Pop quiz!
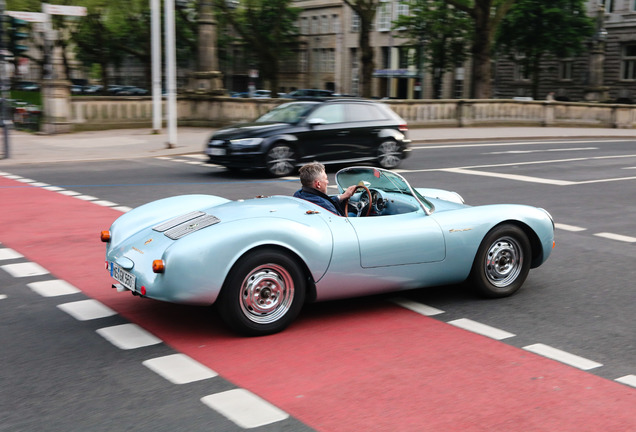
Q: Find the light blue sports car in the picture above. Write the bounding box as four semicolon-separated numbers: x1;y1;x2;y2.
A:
101;166;555;336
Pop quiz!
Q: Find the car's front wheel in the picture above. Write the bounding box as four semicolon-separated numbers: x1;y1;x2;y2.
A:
217;249;306;336
265;144;296;176
377;140;403;169
469;224;531;298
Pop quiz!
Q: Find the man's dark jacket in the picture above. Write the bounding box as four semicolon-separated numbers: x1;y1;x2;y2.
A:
293;187;345;215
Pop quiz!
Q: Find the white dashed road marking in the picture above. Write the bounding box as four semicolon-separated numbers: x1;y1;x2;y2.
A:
594;232;636;243
555;223;587;232
616;375;636;388
201;389;290;429
96;323;162;350
390;297;444;316
523;343;603;370
449;318;516;340
28;279;81;297
143;354;218;384
57;299;117;321
0;248;24;260
2;262;49;278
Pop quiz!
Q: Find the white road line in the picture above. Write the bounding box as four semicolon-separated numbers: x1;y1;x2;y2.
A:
58;190;81;196
30;182;50;187
440;167;575;186
575;176;636;185
93;200;118;207
487;147;598;155
74;194;98;201
42;186;64;191
411;139;633;150
448;318;516;340
113;206;132;213
390;297;444;316
15;177;36;183
616;375;636;388
4;174;23;179
594;232;636;243
555;223;587;232
143;354;218;384
57;299;117;321
201;389;289;429
96;323;162;350
28;280;81;297
1;262;49;278
523;343;603;370
0;248;24;260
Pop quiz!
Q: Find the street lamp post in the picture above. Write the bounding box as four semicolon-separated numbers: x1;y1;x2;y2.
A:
584;1;610;102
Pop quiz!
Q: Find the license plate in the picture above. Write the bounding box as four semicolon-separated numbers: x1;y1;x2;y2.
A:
207;147;226;156
111;262;136;291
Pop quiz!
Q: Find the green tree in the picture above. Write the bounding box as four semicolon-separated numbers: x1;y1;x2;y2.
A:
443;0;516;99
343;0;379;98
495;0;594;99
393;0;471;98
215;0;300;98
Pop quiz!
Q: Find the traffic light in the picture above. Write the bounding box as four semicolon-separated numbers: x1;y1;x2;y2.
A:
8;17;29;58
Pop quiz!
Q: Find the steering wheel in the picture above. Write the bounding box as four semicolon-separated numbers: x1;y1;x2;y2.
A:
344;185;374;217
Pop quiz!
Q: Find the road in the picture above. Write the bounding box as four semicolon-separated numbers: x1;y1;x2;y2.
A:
1;136;635;431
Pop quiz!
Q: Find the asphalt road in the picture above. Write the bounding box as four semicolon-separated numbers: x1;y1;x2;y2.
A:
1;136;635;431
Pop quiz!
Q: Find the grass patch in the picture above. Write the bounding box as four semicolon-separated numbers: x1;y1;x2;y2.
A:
10;90;42;107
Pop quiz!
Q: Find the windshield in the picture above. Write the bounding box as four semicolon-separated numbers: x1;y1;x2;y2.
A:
255;102;317;124
335;167;433;213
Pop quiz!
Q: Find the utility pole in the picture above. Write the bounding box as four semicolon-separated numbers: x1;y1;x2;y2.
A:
0;0;9;158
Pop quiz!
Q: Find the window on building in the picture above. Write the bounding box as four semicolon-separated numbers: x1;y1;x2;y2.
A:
454;66;465;99
377;1;391;32
603;0;614;12
397;1;409;17
398;47;410;69
300;50;308;73
351;12;360;32
327;49;335;72
321;15;329;33
513;55;530;81
559;60;573;81
300;17;308;35
311;16;318;34
621;45;636;80
632;0;636;12
351;48;358;70
332;14;340;34
312;49;320;72
381;46;391;69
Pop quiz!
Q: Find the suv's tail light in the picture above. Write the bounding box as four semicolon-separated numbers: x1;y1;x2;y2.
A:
398;124;408;132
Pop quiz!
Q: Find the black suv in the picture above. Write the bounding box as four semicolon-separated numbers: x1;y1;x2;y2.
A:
205;99;410;176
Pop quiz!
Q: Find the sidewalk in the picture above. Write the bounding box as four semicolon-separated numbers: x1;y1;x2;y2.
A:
1;125;635;165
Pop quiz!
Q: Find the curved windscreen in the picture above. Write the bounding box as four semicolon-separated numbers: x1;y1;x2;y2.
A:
336;167;433;212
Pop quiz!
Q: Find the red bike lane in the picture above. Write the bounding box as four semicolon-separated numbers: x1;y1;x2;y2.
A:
2;176;635;432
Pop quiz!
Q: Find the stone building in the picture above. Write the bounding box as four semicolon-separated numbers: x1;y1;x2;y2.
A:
493;0;636;102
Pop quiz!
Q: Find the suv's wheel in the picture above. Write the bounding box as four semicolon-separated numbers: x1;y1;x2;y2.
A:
265;144;296;176
377;140;403;169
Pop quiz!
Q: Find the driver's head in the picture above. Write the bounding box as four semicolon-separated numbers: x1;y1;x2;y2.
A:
299;162;329;194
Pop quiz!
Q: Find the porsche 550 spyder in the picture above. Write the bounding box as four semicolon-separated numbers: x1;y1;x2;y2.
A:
101;167;555;336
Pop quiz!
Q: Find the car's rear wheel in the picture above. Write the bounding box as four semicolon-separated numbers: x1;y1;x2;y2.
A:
469;224;531;298
377;140;403;169
217;249;306;336
265;144;296;176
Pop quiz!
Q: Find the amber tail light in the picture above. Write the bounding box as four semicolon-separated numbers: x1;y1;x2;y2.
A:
100;231;111;242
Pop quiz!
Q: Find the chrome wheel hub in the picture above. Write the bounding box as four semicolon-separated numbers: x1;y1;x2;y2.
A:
267;146;295;176
240;264;294;324
378;141;401;168
484;237;522;287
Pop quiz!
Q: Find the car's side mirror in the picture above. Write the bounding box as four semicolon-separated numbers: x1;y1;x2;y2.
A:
307;118;325;128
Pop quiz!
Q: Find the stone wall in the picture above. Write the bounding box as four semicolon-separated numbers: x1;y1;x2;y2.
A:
69;96;636;132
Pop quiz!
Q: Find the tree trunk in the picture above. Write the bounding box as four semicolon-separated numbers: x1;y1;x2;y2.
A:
359;18;374;98
471;1;492;99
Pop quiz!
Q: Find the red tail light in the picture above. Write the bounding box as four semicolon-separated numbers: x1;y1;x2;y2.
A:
398;124;408;132
100;231;111;242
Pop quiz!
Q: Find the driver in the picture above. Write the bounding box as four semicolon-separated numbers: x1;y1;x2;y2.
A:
294;162;357;216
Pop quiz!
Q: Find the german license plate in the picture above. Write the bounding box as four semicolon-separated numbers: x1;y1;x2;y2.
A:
207;147;226;156
111;262;136;291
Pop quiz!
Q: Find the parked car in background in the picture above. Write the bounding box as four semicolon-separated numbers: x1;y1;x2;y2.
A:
15;81;39;91
284;88;333;99
115;86;149;96
205;98;410;176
